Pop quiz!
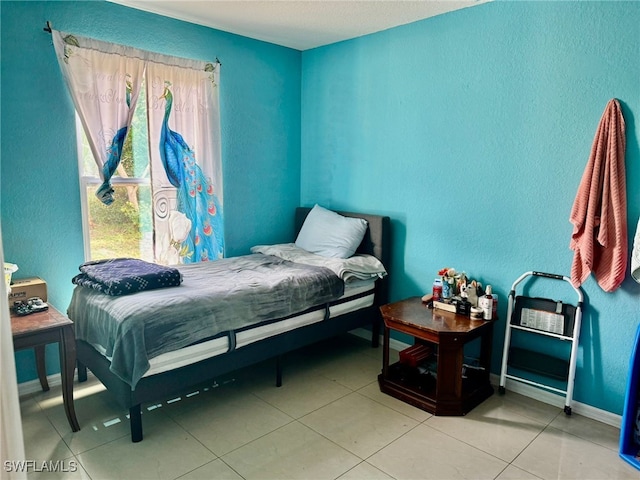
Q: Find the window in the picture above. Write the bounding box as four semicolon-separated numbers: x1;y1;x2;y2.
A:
56;30;225;265
76;79;153;261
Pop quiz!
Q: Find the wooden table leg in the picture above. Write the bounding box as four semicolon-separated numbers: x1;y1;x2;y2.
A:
59;325;80;432
382;325;390;377
34;345;50;392
436;337;464;403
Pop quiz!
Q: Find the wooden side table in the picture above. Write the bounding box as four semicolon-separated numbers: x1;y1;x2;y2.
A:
378;296;494;415
11;305;80;432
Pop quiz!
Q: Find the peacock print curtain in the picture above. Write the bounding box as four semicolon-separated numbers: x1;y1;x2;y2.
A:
146;56;224;264
52;31;224;263
52;30;145;205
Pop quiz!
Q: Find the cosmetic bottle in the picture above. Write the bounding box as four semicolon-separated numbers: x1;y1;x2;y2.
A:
479;285;494;320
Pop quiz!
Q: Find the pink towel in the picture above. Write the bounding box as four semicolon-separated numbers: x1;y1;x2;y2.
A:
569;99;627;292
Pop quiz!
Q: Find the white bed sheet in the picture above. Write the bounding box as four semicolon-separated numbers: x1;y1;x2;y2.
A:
128;282;376;378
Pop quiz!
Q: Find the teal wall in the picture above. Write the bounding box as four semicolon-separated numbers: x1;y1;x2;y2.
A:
301;1;640;415
2;0;639;417
0;1;301;382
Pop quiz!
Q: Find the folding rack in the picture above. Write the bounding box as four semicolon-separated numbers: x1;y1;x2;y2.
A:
499;271;584;415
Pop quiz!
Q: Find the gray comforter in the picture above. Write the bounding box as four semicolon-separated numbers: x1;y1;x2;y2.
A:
68;254;344;388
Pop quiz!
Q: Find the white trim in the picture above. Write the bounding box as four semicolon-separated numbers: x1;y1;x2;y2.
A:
18;371;99;398
75;115;92;262
18;374;62;397
350;327;407;352
83;177;150;186
492;374;622;428
351;328;622;429
20;330;622;430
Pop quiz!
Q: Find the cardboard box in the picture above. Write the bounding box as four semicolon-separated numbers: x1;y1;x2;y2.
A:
8;277;47;304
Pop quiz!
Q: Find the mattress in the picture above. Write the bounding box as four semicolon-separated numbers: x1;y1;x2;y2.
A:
70;253;348;388
89;282;376;378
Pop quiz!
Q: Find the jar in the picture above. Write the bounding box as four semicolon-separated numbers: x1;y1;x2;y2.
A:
470;306;484;320
432;278;443;301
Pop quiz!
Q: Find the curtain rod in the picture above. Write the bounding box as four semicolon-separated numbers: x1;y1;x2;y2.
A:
42;21;221;65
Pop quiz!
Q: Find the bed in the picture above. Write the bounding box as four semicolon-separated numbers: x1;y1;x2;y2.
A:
70;206;390;442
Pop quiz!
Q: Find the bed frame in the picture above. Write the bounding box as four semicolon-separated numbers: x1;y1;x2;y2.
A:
75;207;390;442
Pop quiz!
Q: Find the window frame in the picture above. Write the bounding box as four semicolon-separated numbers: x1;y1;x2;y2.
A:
75;116;151;262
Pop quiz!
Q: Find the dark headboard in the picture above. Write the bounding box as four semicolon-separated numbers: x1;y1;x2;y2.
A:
295;207;391;304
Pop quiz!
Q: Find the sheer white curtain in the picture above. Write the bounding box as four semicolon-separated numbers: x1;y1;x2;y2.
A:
1;226;26;480
52;31;224;263
52;30;145;205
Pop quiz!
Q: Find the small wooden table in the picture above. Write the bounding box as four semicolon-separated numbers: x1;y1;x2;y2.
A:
378;296;494;415
11;305;80;432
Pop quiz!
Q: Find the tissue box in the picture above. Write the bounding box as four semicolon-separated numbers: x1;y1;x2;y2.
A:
8;277;47;304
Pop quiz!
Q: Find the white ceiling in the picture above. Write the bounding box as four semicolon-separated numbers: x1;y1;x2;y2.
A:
108;1;486;51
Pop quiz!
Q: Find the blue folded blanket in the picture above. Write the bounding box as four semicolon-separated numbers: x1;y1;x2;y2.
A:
72;258;183;296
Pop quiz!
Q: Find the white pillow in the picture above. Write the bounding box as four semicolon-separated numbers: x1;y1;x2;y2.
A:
295;205;368;258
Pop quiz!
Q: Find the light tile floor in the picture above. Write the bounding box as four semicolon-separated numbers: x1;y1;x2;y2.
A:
16;334;639;479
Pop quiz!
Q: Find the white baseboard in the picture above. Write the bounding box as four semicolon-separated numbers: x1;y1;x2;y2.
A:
22;330;622;430
350;327;407;352
19;371;95;399
350;328;622;429
492;374;622;428
18;374;62;397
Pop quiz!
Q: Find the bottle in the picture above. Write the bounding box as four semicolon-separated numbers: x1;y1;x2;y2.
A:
479;285;494;320
442;277;451;299
432;278;443;301
491;293;498;319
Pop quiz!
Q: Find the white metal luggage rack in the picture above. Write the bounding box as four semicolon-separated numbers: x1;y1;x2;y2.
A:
498;271;584;415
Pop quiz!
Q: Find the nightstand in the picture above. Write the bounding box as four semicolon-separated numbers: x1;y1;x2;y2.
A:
378;296;494;415
11;304;80;432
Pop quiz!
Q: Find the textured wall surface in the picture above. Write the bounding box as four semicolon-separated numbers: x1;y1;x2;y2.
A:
301;1;640;415
1;1;301;382
3;0;640;417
